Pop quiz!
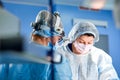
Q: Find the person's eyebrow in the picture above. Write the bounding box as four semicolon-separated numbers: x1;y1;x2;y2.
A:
78;38;94;42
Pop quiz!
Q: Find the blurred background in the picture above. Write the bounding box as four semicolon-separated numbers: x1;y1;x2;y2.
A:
0;0;120;77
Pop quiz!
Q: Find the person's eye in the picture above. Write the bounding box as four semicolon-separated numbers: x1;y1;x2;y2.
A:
79;41;83;43
58;38;62;42
59;38;61;41
88;42;93;44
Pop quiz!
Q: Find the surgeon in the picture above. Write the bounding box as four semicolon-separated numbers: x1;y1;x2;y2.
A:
6;10;72;80
58;21;119;80
30;10;71;80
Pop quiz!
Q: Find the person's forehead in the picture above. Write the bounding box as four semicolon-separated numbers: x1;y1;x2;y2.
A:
77;35;94;40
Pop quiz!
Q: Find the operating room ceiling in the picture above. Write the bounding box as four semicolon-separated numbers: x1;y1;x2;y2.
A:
1;0;114;10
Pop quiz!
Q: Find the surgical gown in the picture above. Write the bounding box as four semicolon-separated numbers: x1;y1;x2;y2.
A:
5;42;52;80
57;43;119;80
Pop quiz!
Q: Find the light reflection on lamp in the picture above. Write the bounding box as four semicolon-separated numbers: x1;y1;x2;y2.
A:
91;0;106;9
79;0;106;11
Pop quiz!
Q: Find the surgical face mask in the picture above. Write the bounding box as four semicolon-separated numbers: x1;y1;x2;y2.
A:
54;42;60;49
48;42;60;50
73;41;93;54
